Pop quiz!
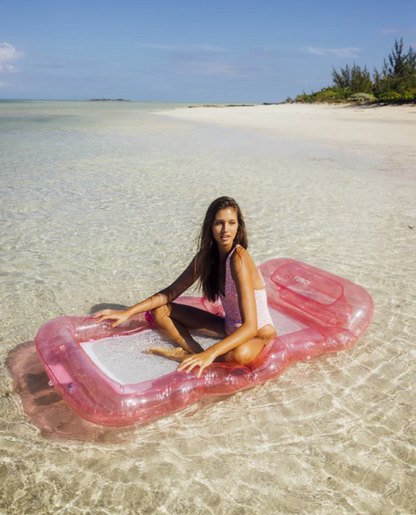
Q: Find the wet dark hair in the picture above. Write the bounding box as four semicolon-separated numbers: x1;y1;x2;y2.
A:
196;196;248;301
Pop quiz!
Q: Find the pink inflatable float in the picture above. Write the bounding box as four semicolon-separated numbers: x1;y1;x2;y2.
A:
35;258;373;427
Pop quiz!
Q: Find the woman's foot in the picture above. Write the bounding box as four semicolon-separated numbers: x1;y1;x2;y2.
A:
145;346;190;362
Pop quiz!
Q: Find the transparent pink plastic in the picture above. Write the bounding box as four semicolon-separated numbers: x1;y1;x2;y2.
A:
35;259;374;427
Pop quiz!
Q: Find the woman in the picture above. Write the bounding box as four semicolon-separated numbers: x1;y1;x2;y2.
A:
94;197;276;377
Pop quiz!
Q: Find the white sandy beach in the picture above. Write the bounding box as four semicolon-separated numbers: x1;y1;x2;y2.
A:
158;103;416;163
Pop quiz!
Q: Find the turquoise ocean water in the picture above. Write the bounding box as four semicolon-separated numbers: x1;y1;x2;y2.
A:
1;101;415;514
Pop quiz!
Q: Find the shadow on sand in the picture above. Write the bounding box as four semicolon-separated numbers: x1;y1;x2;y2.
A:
4;304;138;441
5;340;139;442
341;101;416;110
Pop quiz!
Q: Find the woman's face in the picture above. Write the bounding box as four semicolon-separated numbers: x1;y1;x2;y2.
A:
212;207;239;249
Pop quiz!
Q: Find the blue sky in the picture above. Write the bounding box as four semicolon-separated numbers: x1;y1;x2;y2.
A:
1;0;415;102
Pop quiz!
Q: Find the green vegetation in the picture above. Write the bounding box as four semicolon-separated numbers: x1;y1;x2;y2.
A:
295;39;416;104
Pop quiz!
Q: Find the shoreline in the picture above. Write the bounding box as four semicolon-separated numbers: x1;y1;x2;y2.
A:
155;103;416;160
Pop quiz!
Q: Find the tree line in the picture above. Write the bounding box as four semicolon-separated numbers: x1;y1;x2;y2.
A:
294;39;416;103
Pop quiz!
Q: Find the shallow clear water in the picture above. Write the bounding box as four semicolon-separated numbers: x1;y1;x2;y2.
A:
1;101;416;514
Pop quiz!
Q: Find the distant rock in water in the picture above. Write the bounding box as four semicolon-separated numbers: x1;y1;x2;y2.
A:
88;98;132;102
188;104;254;108
188;105;223;108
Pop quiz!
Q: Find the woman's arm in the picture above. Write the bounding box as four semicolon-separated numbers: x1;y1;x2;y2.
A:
178;248;259;376
94;256;199;327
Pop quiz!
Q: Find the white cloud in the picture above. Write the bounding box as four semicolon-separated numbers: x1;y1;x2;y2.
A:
140;43;181;50
382;27;416;36
307;46;361;58
183;62;269;78
140;43;225;52
167;50;271;78
0;42;24;73
251;46;279;57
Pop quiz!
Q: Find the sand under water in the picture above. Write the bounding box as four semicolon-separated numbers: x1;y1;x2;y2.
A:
1;100;416;514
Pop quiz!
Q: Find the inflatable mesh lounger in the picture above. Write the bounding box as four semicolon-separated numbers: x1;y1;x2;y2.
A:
35;258;374;427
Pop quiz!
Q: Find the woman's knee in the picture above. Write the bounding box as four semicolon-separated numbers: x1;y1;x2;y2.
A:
257;325;276;344
232;343;254;365
151;303;172;324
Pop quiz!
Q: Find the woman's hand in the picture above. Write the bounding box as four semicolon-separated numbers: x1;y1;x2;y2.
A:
93;309;132;328
177;350;216;378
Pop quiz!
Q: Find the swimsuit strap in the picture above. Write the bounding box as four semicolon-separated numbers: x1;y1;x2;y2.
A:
222;245;240;298
226;244;240;265
224;245;240;285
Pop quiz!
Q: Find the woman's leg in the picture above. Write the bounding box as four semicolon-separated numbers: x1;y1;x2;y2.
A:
222;325;276;365
146;302;226;361
148;305;276;366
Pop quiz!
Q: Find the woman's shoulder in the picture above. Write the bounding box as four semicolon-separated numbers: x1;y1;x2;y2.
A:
230;246;254;274
233;245;248;258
